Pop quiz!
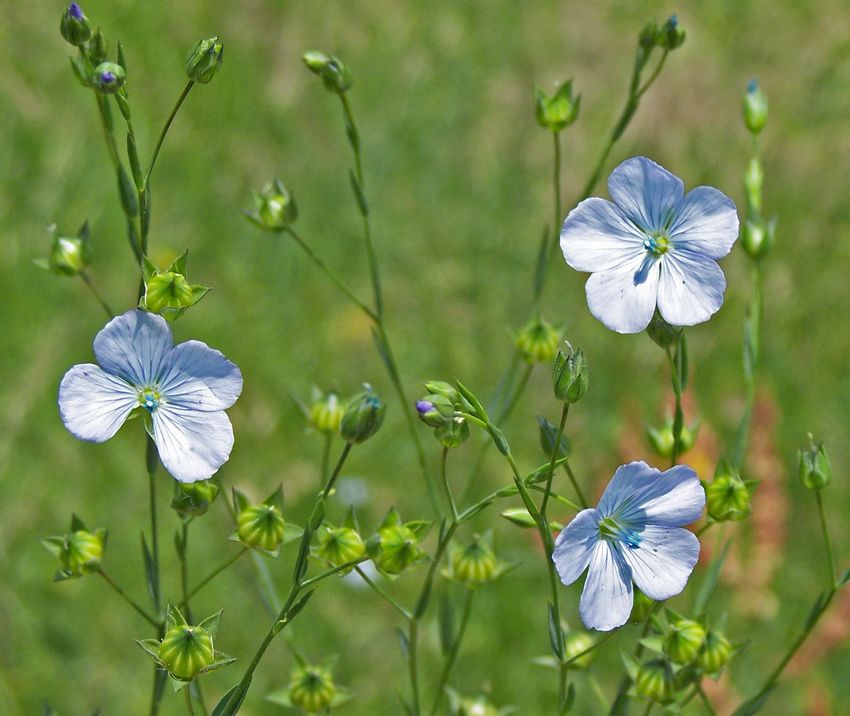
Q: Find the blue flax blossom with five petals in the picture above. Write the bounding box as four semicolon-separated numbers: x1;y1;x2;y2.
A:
560;156;739;333
59;310;243;483
552;461;705;631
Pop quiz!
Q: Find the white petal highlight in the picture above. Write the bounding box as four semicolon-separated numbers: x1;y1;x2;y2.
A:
59;363;137;442
579;541;633;631
552;508;602;586
619;526;700;601
608;157;684;232
657;250;726;327
159;340;243;411
670;186;740;259
585;254;660;333
560;198;646;272
94;310;174;387
153;404;234;483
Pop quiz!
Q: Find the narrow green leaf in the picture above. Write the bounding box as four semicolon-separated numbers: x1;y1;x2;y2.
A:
141;532;159;607
349;170;369;217
211;684;243;716
117;166;138;216
127;132;143;189
547;602;565;659
438;591;456;656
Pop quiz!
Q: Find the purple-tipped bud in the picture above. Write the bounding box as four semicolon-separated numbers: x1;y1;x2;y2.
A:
92;62;125;94
60;1;91;46
68;3;84;19
101;71;115;84
415;400;434;415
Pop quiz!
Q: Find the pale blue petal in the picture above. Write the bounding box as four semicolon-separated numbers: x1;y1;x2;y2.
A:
585;254;660;333
153;405;234;483
560;198;646;272
657;250;726;327
579;541;633;631
608;157;684;232
93;310;174;387
59;363;137;442
552;508;602;586
598;461;659;518
619;525;700;601
670;186;739;259
159;340;243;411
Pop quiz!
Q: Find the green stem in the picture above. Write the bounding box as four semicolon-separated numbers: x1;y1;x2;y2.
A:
146;81;195;183
408;618;421;715
541;403;570;516
609;607;658;714
494;363;534;425
181;547;249;606
98;569;160;628
635;50;669;98
79;271;114;318
441;447;459;520
321;432;332;483
428;590;474;716
180;522;192;621
184;688;197;716
665;335;686;467
356;566;412;619
146;436;161;611
697;684;716;716
641;702;653;716
815;491;837;588
731;261;763;469
563;461;589;509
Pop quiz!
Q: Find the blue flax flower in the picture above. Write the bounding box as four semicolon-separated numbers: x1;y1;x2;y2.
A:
552;461;705;631
560;156;739;333
59;310;242;483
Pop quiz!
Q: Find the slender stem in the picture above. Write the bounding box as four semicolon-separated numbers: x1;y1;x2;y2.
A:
146;81;195;183
564;631;617;667
300;556;368;588
494;363;534;425
79;271;114;317
635;50;669;98
563;461;589;509
546;130;563;268
321;432;332;483
323;442;352;498
408;619;421;715
665;336;685;467
731;261;763;469
609;608;658;714
441;447;459;520
146;436;161;611
356;567;412;619
697;684;716;716
541;403;570;516
429;590;474;716
98;570;160;628
184;687;197;716
181;547;248;606
641;702;653;716
180;522;192;621
815;491;837;587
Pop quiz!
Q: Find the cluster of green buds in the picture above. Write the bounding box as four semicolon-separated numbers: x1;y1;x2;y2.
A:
646;416;700;459
741;80;777;261
552;342;589;403
316;508;366;570
640;14;686;53
798;435;832;490
268;657;351;714
367;508;430;576
703;459;754;522
35;222;93;277
415;381;470;448
139;252;209;319
533;79;581;132
307;387;345;435
444;532;509;587
340;385;386;444
185;36;224;84
137;605;234;686
42;514;106;581
171;479;220;518
244;178;298;232
302;51;352;94
515;316;562;364
232;486;298;556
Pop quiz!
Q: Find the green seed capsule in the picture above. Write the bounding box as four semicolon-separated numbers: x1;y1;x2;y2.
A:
317;526;365;567
697;629;732;672
237;504;286;551
664;619;706;664
635;659;675;703
158;625;214;680
289;665;336;713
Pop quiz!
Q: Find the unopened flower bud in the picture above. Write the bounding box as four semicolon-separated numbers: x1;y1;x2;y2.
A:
534;80;581;132
289;665;337;713
49;234;92;276
639;22;659;50
516;317;561;364
705;464;752;521
697;629;732;672
741;217;775;261
317;526;365;567
646;311;682;348
657;14;685;50
415;394;455;428
538;416;572;459
635;659;675;703
450;535;499;586
340;387;385;444
500;508;538;529
63;530;104;575
89;28;109;64
552;343;588;403
434;416;470;449
237;504;286;551
423;381;459;402
172;480;219;517
186;37;224;84
629;588;655;623
664;619;706;664
376;524;422;574
743;79;768;135
92;62;125;94
60;3;91;47
798;437;832;490
142;272;194;314
309;391;344;435
564;631;595;669
246;178;298;232
743;156;763;214
158;624;215;680
646;418;698;459
302;51;352;94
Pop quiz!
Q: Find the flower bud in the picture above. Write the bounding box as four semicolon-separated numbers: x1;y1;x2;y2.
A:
741;217;775;261
245;178;298;232
185;37;224;84
158;624;215;680
288;664;337;713
552;343;588;403
657;15;685;50
646;311;682;348
60;3;91;47
564;630;595;669
63;530;104;575
49;232;92;276
454;696;499;716
340;387;385;444
89;28;109;65
237;503;286;551
743;79;768;135
515;317;561;364
434;416;470;449
635;659;675;703
798;437;832;490
697;629;732;672
143;272;194;313
172;480;220;517
415;394;455;428
743;156;763;214
317;526;366;567
423;381;459;402
500;508;538;529
302;51;352;94
92;62;125;94
534;80;581;132
664;619;706;664
639;22;659;50
629;588;655;623
538;416;572;459
449;535;499;586
646;418;698;459
705;463;752;521
376;524;422;574
309;390;344;435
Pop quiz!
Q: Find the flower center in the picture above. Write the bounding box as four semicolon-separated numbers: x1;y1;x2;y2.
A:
643;232;670;257
139;388;161;413
598;516;643;549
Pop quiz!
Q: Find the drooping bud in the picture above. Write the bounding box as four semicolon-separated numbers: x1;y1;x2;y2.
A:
564;630;595;669
302;51;352;94
646;311;682;348
664;619;706;664
434;416;470;449
185;37;224;84
538;416;572;459
646;417;699;459
697;629;732;672
317;526;366;568
629;588;655;623
656;14;686;50
635;659;675;703
92;62;125;94
41;222;92;277
60;3;91;47
288;665;337;713
340;386;385;444
533;80;581;132
172;480;220;518
42;515;107;580
798;436;832;490
743;79;768;135
139;253;209;320
449;533;500;586
309;389;344;435
552;343;588;403
415;394;455;428
705;461;752;521
237;504;286;551
515;316;561;364
245;178;298;232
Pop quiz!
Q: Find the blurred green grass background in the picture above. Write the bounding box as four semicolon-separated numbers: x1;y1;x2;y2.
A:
1;0;849;713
